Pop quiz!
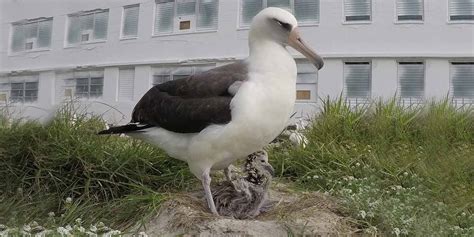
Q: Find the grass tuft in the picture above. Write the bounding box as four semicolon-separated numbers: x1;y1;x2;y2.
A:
270;97;474;235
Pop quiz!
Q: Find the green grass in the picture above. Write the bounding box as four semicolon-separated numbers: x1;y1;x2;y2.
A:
0;103;192;232
270;97;474;236
0;98;473;236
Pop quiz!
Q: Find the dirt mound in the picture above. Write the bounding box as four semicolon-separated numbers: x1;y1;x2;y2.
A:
142;183;357;236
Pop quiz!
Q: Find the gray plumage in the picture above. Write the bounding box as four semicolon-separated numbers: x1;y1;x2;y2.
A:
212;150;274;219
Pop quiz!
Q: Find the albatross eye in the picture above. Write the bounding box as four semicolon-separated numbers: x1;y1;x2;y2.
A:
273;18;292;31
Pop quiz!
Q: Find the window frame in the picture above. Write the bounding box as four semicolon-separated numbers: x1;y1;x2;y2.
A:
343;60;372;107
342;0;373;25
152;0;219;37
397;60;425;106
121;4;140;40
9;17;53;55
447;0;474;24
238;0;320;29
66;9;109;47
394;0;424;24
0;75;39;104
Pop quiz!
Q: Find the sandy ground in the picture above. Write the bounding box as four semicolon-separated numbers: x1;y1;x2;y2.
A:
141;182;357;236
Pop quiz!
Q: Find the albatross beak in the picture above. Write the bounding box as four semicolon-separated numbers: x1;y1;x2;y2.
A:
288;27;324;70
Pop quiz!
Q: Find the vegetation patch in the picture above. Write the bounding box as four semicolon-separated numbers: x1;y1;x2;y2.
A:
0;98;473;236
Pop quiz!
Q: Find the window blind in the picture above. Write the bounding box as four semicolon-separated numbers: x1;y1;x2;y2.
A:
449;0;474;21
451;63;474;99
197;0;219;30
396;0;423;21
11;18;52;52
119;69;135;101
398;62;424;100
344;62;371;99
122;5;139;37
155;0;175;34
240;0;263;27
67;10;108;44
344;0;372;21
294;0;320;23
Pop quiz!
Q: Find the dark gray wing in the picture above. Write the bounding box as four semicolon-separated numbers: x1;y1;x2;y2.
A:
118;61;248;134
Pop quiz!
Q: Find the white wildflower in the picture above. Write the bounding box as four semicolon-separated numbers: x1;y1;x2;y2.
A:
65;197;73;204
89;225;97;232
289;131;309;148
23;224;31;232
392;227;401;236
138;231;148;237
57;226;71;236
358;210;367;219
312;175;319;179
48;212;55;217
355;162;361;167
403;172;409;176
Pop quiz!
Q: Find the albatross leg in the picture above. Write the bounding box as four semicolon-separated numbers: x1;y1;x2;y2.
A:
201;170;218;215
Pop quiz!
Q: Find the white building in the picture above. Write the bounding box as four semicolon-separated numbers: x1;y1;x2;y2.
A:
0;0;473;123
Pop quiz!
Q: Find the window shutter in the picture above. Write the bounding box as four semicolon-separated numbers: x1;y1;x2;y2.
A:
155;0;175;34
451;63;474;99
11;24;25;52
67;16;81;44
93;11;109;40
344;62;371;99
294;0;320;23
397;0;423;21
119;69;135;101
449;0;474;21
240;0;263;27
398;62;424;100
123;5;139;37
197;0;218;30
267;0;290;11
37;19;52;48
344;0;372;21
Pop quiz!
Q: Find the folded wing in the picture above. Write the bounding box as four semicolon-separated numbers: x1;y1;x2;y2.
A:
99;61;248;134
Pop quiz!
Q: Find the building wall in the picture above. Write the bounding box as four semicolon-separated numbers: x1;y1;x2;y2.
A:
0;0;473;122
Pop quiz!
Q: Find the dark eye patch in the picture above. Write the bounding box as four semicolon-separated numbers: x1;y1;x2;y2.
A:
273;18;292;31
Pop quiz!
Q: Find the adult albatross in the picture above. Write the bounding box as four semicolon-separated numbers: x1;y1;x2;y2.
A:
98;7;324;215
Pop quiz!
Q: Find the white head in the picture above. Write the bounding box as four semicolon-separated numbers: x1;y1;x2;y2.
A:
249;7;324;70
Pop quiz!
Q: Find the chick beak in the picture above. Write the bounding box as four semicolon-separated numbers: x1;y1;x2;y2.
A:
288;27;324;70
264;164;275;177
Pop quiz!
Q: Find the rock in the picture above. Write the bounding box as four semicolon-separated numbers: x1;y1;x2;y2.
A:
141;182;356;236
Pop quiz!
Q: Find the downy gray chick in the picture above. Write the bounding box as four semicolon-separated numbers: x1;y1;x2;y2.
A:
212;150;274;219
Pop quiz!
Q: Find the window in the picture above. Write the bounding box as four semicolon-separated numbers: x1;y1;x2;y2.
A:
240;0;320;27
450;62;474;106
0;75;39;103
398;62;424;105
344;0;372;22
58;71;104;99
344;62;371;106
296;61;318;101
396;0;423;21
122;5;140;38
449;0;474;21
67;10;109;45
154;0;219;35
11;18;52;53
152;64;215;86
119;69;135;101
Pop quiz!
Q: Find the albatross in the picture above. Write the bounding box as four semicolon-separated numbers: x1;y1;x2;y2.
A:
98;7;324;215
